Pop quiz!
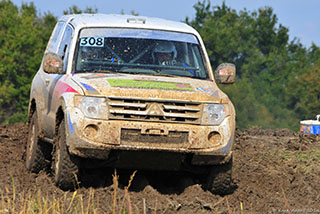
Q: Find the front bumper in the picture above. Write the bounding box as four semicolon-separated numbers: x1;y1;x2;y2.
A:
65;107;235;166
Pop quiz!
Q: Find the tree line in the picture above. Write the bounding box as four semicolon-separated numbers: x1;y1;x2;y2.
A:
0;0;319;131
186;1;320;131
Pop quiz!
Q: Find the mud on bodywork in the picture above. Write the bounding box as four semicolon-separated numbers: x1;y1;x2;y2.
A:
27;14;236;191
64;75;235;169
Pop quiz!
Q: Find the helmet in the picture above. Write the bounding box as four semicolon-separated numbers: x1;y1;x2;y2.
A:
81;46;99;60
152;41;177;64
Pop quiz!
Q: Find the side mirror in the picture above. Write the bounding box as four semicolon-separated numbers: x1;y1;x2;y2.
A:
214;63;236;84
42;52;63;74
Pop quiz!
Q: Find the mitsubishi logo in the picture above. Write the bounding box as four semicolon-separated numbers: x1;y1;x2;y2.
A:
146;103;164;116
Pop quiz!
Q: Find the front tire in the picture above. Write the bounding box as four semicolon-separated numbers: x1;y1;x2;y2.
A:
206;156;233;195
26;111;49;172
52;119;79;190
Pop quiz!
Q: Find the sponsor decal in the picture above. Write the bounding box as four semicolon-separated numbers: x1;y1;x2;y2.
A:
80;82;99;95
47;77;79;114
107;79;193;91
196;87;219;97
54;81;79;96
68;113;74;135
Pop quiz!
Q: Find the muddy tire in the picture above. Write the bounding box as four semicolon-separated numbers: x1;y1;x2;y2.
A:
26;111;48;173
52;119;79;190
206;156;233;195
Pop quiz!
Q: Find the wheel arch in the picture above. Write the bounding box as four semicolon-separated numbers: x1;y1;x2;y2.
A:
55;106;65;138
27;99;37;125
54;95;69;137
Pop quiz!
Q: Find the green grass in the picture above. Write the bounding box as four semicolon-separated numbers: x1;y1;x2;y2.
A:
0;185;99;214
266;148;320;175
279;149;320;162
0;171;137;214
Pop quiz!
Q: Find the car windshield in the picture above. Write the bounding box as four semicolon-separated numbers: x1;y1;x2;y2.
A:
75;28;209;79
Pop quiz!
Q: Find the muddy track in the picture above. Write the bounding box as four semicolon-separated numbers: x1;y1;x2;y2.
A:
0;123;320;213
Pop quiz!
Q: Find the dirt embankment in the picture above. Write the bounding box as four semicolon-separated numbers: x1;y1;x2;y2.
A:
0;123;320;213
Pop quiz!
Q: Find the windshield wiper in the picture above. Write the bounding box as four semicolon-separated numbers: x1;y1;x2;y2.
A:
147;72;208;80
75;69;120;74
146;73;178;77
90;70;119;73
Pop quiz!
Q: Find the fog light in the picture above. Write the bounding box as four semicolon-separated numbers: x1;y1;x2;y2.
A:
84;124;99;139
208;131;221;145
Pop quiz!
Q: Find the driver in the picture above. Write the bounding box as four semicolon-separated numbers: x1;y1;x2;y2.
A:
152;41;195;76
152;41;177;65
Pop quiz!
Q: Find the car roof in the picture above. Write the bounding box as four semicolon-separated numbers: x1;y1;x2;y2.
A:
59;13;199;35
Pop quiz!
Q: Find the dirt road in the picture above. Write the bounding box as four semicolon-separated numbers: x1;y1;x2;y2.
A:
0;123;319;213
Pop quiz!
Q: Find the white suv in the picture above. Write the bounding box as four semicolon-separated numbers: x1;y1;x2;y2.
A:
25;14;236;194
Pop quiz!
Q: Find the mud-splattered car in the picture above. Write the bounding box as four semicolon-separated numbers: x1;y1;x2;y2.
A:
26;14;236;193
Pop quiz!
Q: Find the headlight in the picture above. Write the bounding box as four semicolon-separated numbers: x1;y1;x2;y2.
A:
79;97;108;119
201;104;227;125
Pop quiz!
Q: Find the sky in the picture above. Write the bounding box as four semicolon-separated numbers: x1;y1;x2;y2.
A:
10;0;320;48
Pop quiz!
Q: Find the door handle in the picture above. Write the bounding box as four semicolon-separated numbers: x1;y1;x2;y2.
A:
45;78;50;86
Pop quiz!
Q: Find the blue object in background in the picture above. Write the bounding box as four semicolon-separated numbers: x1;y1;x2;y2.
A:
300;119;320;134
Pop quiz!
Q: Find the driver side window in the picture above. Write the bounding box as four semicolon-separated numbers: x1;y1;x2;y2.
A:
58;24;74;72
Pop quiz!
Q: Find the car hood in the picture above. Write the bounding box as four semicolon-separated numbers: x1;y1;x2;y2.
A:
71;73;229;103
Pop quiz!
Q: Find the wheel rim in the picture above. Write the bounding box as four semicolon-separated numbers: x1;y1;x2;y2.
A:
26;123;36;165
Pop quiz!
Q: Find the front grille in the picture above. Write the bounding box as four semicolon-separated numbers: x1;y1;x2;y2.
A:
108;97;202;124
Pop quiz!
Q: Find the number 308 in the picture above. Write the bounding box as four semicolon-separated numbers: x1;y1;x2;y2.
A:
80;37;104;47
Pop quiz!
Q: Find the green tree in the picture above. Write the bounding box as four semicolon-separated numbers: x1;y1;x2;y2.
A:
0;0;56;125
186;0;305;130
120;9;139;16
220;78;273;129
286;63;320;121
63;5;97;15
